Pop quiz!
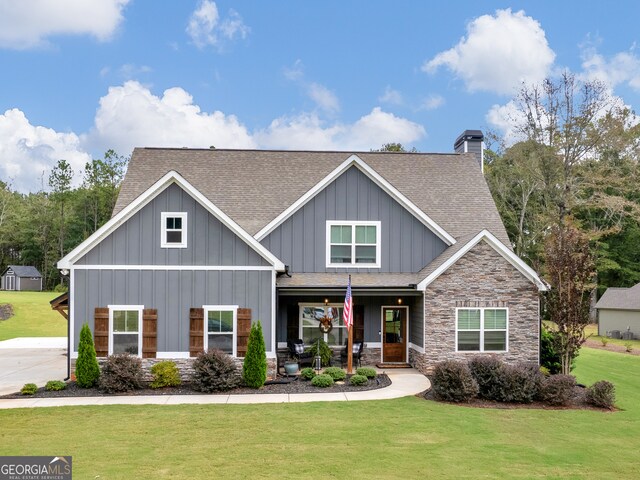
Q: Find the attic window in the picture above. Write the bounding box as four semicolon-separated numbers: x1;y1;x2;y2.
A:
326;221;381;268
161;212;187;248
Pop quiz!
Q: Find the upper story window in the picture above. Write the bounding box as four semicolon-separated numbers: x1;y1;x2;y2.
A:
326;221;381;268
161;212;187;248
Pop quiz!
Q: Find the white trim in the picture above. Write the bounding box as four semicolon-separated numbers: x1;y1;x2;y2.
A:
326;220;381;268
160;212;187;248
70;264;275;271
255;154;456;245
455;307;509;353
203;305;238;357
380;305;409;363
271;270;277;356
156;351;191;359
16;276;20;291
71;351;78;359
481;141;485;174
70;269;74;355
417;229;548;291
277;341;287;349
108;305;144;357
364;342;382;348
57;170;285;271
265;351;276;359
408;342;425;354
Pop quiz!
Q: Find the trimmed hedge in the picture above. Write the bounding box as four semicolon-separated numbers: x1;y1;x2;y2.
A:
300;367;316;380
539;374;576;406
21;383;37;395
323;367;346;381
45;380;66;391
191;349;241;392
586;380;616;409
150;361;181;389
99;354;144;393
356;367;377;379
349;374;368;386
311;374;334;388
468;356;505;400
432;360;479;402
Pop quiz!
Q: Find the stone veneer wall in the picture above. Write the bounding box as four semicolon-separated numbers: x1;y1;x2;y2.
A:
73;357;278;382
413;240;540;374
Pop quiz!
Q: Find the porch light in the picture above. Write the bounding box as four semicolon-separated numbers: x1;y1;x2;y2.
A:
324;298;329;305
397;297;403;305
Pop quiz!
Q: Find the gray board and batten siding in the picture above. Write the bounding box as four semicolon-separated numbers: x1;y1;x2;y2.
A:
71;182;274;353
261;166;448;273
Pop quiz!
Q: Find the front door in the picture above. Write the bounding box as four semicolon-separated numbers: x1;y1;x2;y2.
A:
382;307;406;363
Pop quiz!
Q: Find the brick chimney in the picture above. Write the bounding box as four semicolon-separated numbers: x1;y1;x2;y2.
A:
454;130;484;172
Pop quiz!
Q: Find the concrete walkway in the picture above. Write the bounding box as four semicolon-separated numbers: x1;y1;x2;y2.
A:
0;369;430;409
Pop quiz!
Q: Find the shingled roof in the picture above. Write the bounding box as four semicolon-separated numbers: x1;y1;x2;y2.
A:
596;283;640;311
114;148;511;246
5;265;41;277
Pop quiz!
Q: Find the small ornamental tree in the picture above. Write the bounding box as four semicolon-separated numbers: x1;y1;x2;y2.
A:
544;221;596;375
243;321;267;388
76;323;100;387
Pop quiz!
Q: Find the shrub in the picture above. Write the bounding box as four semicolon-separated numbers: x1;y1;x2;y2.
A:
349;374;368;386
539;366;550;376
539;374;576;406
468;356;506;400
191;349;241;393
624;342;633;353
76;323;100;388
586;380;616;409
600;337;609;347
150;361;181;389
323;367;346;381
540;327;577;374
300;367;316;380
432;360;479;402
311;374;334;388
243;322;267;388
53;283;68;293
21;383;37;395
99;354;144;393
500;363;544;404
45;380;66;391
308;339;333;367
356;367;377;379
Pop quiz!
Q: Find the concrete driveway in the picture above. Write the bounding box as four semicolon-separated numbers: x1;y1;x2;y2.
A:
0;337;67;395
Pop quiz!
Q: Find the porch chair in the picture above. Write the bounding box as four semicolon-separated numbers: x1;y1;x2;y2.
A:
341;340;363;369
287;339;313;366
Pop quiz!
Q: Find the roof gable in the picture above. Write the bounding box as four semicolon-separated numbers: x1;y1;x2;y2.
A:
58;171;285;270
5;265;41;277
596;282;640;310
255;154;455;245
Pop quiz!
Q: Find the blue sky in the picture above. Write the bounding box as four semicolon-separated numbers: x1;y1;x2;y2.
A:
1;1;640;192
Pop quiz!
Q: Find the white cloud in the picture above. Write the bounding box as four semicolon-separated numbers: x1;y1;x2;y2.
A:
580;43;640;91
283;59;304;81
485;100;526;146
186;0;249;49
420;94;445;111
423;9;555;95
307;83;340;113
379;86;404;106
255;107;425;151
0;0;129;49
0;109;91;192
84;81;256;154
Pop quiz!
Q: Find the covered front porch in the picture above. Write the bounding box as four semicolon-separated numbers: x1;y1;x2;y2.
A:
275;280;424;367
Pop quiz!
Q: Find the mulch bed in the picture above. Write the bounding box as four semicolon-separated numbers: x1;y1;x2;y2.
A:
422;383;616;411
2;374;391;399
0;304;13;321
584;339;640;356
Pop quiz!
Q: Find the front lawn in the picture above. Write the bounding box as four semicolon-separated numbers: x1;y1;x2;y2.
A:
0;291;66;341
0;348;638;479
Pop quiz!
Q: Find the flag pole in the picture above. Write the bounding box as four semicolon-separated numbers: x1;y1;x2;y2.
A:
347;275;353;374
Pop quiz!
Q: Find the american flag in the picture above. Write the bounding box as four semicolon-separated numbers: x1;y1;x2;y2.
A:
343;275;353;330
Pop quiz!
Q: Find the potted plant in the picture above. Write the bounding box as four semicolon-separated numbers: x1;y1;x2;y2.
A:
284;358;299;375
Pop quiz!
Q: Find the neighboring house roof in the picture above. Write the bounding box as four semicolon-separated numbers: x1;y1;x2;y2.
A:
416;230;548;292
58;171;286;271
4;265;41;277
595;283;640;311
115;148;511;246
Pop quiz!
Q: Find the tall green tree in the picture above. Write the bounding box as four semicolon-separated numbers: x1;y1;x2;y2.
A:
48;159;74;261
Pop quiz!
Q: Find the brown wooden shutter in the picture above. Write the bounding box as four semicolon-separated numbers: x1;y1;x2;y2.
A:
94;307;109;357
354;304;365;343
236;308;252;357
190;308;205;357
142;308;158;358
287;304;299;341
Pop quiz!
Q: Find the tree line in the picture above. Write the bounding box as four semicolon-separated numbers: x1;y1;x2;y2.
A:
0;151;127;289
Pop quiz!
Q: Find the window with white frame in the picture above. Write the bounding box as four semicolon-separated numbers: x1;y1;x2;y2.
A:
161;212;187;248
299;304;346;346
456;308;508;352
326;221;381;267
204;306;237;356
109;306;143;356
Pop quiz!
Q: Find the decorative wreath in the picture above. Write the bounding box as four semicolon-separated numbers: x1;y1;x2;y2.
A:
318;315;334;334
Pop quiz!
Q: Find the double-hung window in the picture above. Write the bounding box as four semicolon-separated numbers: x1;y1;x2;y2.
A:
204;306;237;356
326;221;381;268
456;308;508;352
299;304;346;346
161;212;187;248
109;305;143;356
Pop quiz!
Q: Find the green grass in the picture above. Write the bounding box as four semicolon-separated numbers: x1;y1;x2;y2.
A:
0;291;66;341
1;348;639;479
